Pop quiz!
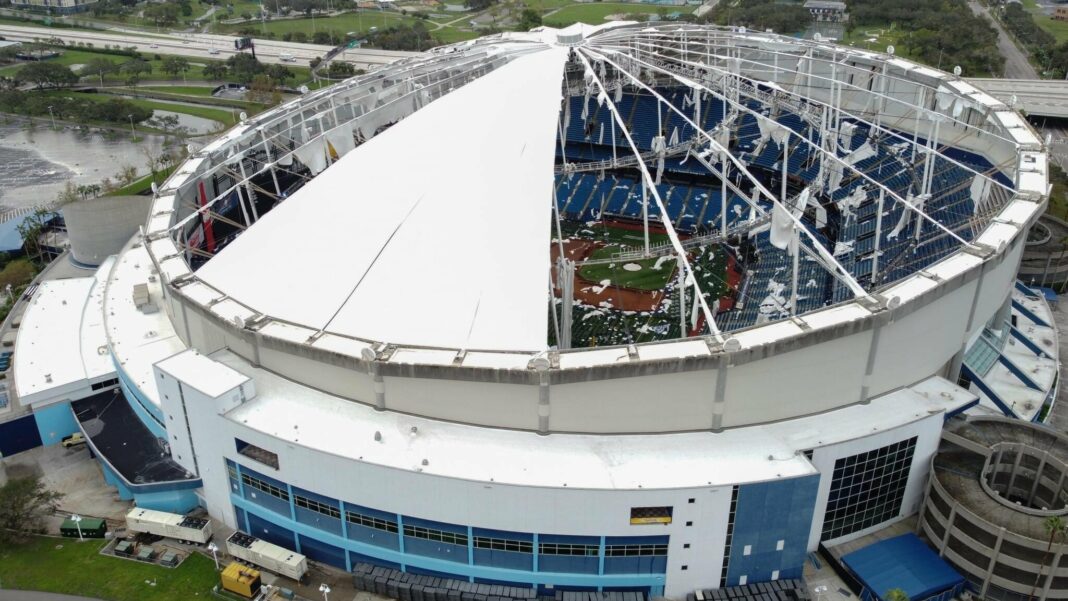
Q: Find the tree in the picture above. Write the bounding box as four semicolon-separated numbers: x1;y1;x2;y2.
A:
312;30;333;45
0;476;63;542
226;52;265;83
326;60;354;79
883;589;908;601
80;57;117;86
265;63;294;85
144;2;180;27
160;55;190;81
202;61;228;81
14;62;77;89
1032;516;1067;601
517;8;541;31
14;207;54;267
120;58;151;85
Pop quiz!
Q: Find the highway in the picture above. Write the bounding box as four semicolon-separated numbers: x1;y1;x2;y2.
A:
968;77;1068;118
968;0;1038;79
0;23;417;70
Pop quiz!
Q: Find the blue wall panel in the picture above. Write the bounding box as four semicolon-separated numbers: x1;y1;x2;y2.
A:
235;506;248;532
473;549;534;571
295;506;343;537
132;488;200;513
115;361;167;437
349;550;402;571
726;474;819;585
404;537;468;563
248;512;297;551
347;522;400;550
299;534;347;569
33;401;79;446
0;414;43;457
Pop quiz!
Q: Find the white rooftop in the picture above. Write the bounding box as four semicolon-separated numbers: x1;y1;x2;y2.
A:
218;345;974;490
156;349;250;399
14;263;115;407
197;46;569;353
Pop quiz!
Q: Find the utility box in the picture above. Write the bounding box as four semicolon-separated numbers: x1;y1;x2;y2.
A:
60;517;107;539
221;562;262;599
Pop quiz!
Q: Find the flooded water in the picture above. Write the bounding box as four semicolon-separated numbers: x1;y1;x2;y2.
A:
0;123;166;208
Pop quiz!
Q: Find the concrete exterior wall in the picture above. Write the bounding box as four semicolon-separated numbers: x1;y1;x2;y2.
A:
64;196;151;267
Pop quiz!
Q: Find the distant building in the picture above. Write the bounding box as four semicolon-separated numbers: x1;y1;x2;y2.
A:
803;0;847;22
1054;5;1068;21
9;0;99;14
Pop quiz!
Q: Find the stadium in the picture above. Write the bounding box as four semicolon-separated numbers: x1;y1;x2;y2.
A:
3;21;1057;599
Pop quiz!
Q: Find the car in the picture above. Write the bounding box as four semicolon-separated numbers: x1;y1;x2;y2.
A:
209;48;220;55
61;432;86;448
150;43;159;49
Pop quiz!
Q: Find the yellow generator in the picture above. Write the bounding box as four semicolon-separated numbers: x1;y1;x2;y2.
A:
221;562;262;599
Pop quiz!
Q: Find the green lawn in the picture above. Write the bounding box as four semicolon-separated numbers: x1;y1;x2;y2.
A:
108;164;178;196
136;85;220;96
430;25;481;44
542;2;676;27
37;90;237;127
0;536;219;601
579;246;678;290
216;10;419;38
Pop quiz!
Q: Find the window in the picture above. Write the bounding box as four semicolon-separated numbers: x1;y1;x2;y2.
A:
90;377;119;391
720;485;738;588
473;537;533;553
630;506;673;525
604;544;667;557
688;498;695;504
776;539;785;551
821;437;917;541
235;439;279;470
538;542;599;556
403;525;468;546
346;511;398;533
683;544;690;549
295;495;340;519
240;473;289;502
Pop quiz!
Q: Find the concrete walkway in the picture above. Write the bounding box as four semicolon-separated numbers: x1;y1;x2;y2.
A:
1045;294;1068;434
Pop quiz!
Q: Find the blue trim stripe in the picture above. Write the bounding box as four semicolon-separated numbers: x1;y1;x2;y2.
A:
997;355;1042;391
1010;326;1047;357
1012;299;1050;328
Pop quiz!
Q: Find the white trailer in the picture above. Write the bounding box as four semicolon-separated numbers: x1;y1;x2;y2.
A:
226;531;308;582
125;508;213;545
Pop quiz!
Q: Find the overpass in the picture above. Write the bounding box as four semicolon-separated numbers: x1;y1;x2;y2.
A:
0;23;416;70
968;77;1068;118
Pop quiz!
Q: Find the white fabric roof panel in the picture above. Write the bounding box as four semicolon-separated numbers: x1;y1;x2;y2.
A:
198;47;568;352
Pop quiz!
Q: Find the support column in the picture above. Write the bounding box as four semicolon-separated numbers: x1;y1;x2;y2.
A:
1042;541;1066;601
980;527;1006;598
537;365;550;435
1028;451;1050;507
1006;447;1025;497
871;189;885;283
938;502;957;557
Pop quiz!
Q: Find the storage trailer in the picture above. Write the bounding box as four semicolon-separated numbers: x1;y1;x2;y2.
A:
226;531;308;582
60;517;107;538
125;508;213;544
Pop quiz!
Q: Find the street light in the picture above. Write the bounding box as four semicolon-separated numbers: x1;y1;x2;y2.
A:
207;541;220;570
70;514;83;541
47;105;56;130
127;114;136;139
319;583;331;601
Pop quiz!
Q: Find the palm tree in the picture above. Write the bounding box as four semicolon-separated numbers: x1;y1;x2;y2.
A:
1031;515;1066;601
883;588;909;601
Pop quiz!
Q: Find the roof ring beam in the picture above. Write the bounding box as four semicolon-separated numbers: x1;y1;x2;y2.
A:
573;48;724;343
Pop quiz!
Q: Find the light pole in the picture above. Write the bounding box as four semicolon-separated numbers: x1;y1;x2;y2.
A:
71;514;83;541
127;114;136;139
207;541;220;570
319;583;331;601
47;105;56;130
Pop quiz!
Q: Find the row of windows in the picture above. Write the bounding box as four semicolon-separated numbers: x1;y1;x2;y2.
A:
474;537;534;554
242;473;290;502
295;495;341;520
347;511;399;533
538;543;599;557
604;544;667;557
404;525;469;546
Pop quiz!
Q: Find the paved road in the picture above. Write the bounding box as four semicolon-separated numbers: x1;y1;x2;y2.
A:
0;23;416;70
968;0;1039;79
0;592;104;601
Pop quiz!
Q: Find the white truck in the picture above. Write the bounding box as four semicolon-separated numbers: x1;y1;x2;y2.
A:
226;531;308;582
125;508;213;545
